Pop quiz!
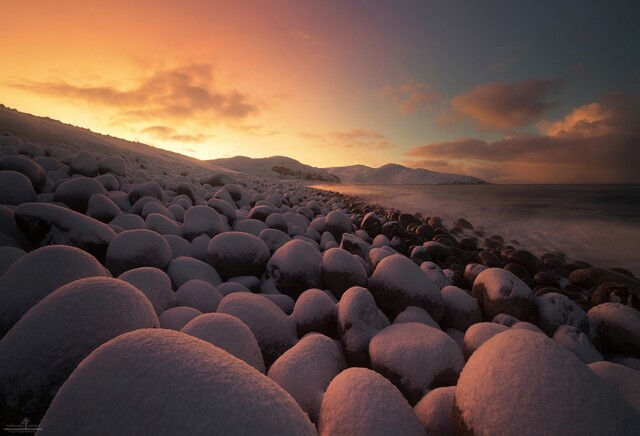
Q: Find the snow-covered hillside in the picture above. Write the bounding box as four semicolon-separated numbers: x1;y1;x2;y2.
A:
210;156;340;183
326;163;488;185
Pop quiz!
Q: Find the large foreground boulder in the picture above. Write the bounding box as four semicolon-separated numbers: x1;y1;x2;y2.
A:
453;329;640;435
0;245;108;336
39;329;315;435
0;277;158;424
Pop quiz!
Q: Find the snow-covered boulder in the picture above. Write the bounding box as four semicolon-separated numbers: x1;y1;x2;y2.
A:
318;367;424;436
471;268;536;322
0;245;108;336
552;324;603;364
589;361;640;413
453;329;640;435
181;205;227;241
441;285;482;332
268;334;346;423
420;261;450;289
14;202;117;261
536;292;589;336
265;239;323;299
118;267;176;315
218;292;298;367
0;170;37;205
39;329;315;435
369;254;444;321
98;156;127;177
69;150;98;177
462;322;509;360
206;231;270;280
369;322;464;405
181;313;265;373
393;306;440;329
0;277;158;422
588;303;640;357
414;386;456;436
259;228;291;254
105;229;172;276
337;286;390;367
53;177;108;213
325;210;353;242
0;155;47;189
321;248;368;299
86;193;121;223
158;306;202;330
292;288;338;338
175;279;223;313
167;256;222;289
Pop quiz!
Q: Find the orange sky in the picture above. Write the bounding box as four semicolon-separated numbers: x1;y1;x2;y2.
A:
1;1;638;182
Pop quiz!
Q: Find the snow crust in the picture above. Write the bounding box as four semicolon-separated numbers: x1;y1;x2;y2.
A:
39;329;316;435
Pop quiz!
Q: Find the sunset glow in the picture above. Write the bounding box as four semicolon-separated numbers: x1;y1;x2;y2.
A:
2;1;638;182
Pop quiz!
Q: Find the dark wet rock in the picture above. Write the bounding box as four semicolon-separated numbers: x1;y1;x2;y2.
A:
504;262;530;279
534;271;561;288
588;303;640;357
360;212;382;237
479;250;501;267
591;282;640;310
422;241;453;263
381;221;404;240
570;268;640;299
454;218;473;230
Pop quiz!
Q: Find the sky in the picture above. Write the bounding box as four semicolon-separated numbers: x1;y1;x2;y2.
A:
1;0;639;183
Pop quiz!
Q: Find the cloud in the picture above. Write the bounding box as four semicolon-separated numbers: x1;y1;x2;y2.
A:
450;78;562;131
378;78;438;115
290;30;321;46
299;128;396;149
140;125;210;143
229;123;279;137
11;62;258;122
406;92;639;183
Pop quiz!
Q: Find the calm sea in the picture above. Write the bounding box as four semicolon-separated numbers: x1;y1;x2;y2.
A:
311;183;640;277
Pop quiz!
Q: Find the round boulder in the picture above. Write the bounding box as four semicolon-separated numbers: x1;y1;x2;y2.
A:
105;229;172;276
206;231;270;281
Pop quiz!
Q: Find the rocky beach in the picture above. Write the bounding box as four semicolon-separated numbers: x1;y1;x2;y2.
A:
0;107;639;434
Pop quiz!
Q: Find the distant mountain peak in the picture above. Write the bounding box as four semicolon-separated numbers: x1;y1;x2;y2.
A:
325;163;487;185
209;155;340;183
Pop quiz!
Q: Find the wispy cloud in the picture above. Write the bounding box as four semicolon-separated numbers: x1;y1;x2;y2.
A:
378;77;438;115
290;30;322;47
448;78;562;131
229;123;279;137
140;125;210;143
406;92;639;183
299;128;396;149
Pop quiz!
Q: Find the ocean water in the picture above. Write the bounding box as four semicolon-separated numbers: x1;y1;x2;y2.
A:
311;183;640;276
